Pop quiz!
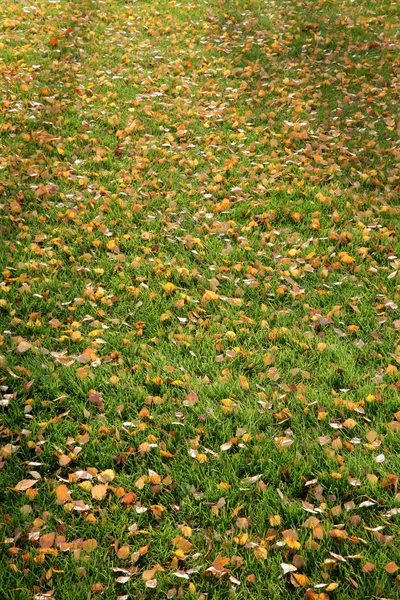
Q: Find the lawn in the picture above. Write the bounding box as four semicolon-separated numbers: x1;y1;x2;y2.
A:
0;0;399;598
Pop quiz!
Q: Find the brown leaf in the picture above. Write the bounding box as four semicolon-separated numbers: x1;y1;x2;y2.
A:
328;529;347;540
39;533;55;548
91;583;104;593
361;562;375;573
13;479;37;491
16;341;32;354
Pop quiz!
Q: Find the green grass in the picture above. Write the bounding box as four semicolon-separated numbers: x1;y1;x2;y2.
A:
0;0;400;598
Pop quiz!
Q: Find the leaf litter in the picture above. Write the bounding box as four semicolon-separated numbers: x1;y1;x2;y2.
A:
0;0;399;598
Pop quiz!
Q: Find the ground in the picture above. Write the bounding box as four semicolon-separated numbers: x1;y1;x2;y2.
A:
0;0;400;598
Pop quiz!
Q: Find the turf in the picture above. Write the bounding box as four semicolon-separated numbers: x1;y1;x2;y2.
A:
0;0;399;598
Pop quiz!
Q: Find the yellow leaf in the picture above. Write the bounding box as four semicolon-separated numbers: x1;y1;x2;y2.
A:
82;539;98;552
386;364;398;377
219;482;231;491
196;453;207;463
181;526;192;537
142;568;156;581
135;475;147;489
234;532;248;545
78;481;92;493
253;546;268;560
326;583;339;591
284;536;301;550
238;374;249;390
38;548;58;556
202;290;219;303
292;573;310;586
163;282;177;294
98;469;115;483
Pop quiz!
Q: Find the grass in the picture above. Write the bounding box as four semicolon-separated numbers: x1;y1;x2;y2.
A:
0;0;399;598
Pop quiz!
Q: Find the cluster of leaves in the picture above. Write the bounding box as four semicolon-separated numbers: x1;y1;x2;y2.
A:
0;0;399;598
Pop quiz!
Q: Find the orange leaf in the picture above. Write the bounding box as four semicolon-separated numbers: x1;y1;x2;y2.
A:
59;454;71;466
384;561;399;574
112;486;126;498
361;562;375;573
55;484;70;502
117;545;130;559
284;536;301;550
92;484;108;501
122;491;136;504
142;568;156;581
238;374;249;390
291;573;310;586
211;555;230;571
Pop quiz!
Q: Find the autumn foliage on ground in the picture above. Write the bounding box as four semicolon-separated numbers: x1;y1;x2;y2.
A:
0;0;399;598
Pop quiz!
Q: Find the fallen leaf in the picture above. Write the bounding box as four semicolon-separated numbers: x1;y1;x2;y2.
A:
55;484;70;502
92;484;108;501
384;561;399;574
39;533;55;548
13;479;37;491
82;539;98;552
16;341;32;353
